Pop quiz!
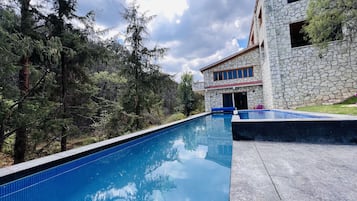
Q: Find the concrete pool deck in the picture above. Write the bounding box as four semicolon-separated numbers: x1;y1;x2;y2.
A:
230;141;357;201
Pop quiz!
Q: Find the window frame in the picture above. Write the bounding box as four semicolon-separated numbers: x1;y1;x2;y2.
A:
289;21;311;48
213;67;254;81
287;0;300;3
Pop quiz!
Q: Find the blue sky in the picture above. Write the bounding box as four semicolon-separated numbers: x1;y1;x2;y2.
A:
76;0;255;81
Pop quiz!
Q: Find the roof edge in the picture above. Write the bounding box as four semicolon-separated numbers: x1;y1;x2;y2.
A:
200;44;259;72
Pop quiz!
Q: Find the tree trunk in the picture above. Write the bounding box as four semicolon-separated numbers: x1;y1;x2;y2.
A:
14;57;30;164
134;66;141;129
14;121;27;164
60;55;67;152
0;121;4;151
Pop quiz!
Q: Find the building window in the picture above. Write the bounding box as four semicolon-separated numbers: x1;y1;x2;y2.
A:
213;67;254;81
232;70;237;78
289;21;311;48
213;72;218;81
243;68;248;77
228;71;233;79
248;68;253;76
237;69;241;78
288;0;300;3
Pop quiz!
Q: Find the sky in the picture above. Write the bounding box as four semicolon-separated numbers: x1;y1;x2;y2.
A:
76;0;256;82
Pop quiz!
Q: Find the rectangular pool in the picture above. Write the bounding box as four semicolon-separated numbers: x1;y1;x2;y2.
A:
0;114;233;201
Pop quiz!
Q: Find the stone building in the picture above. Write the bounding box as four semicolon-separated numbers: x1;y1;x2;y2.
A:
200;0;357;111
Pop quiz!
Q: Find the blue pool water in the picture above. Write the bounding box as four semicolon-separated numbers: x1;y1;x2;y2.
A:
238;110;327;119
1;114;232;201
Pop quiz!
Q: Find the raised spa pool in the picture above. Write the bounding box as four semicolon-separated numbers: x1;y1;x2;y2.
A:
232;110;357;143
238;109;327;119
1;114;232;201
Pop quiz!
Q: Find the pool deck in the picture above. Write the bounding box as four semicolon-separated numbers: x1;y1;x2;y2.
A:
230;141;357;201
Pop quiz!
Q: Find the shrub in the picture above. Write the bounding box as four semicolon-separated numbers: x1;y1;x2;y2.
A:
164;113;186;124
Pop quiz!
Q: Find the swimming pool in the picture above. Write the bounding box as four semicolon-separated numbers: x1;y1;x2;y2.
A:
232;110;357;143
1;114;233;201
238;109;327;119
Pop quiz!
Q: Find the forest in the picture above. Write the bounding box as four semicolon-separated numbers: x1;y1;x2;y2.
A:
0;0;204;166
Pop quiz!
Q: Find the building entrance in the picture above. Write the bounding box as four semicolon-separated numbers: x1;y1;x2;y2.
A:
222;92;248;109
234;92;248;109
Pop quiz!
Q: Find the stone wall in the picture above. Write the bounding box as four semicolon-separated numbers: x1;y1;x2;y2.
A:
202;47;265;111
203;48;262;88
262;0;357;108
202;0;356;110
204;85;264;111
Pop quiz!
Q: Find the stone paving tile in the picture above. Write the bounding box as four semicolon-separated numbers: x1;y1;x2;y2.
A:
230;141;357;201
230;141;280;201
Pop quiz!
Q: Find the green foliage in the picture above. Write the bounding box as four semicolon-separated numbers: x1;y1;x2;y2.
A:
98;105;138;138
304;0;357;48
121;3;167;129
296;104;357;116
91;71;125;101
0;2;184;165
2;134;15;155
164;113;186;124
178;73;195;116
339;96;357;104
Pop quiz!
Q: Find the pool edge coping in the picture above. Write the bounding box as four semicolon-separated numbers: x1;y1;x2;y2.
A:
0;112;211;184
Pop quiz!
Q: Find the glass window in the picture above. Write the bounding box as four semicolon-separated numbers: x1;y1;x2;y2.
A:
213;72;218;81
233;70;237;78
238;69;242;78
243;68;248;77
248;68;253;77
214;67;254;80
223;71;228;80
218;72;223;80
228;71;233;79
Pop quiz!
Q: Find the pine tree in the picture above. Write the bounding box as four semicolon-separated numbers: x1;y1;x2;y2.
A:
13;0;34;163
178;73;195;117
46;0;96;151
304;0;357;48
121;3;166;129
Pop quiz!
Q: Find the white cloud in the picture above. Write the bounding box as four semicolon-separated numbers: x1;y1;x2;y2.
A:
234;16;252;39
74;0;255;82
126;0;189;22
88;183;137;201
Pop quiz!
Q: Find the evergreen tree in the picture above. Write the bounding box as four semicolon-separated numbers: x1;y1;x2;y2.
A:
0;2;62;162
0;8;20;151
13;0;35;163
178;73;195;117
304;0;357;48
121;3;166;129
46;0;97;151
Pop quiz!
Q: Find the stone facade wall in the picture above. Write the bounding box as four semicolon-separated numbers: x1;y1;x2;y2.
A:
204;86;264;111
202;48;261;88
202;0;356;110
202;47;264;111
261;0;357;108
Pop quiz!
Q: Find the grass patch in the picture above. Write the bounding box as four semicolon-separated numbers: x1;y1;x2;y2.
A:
296;104;357;116
339;96;357;104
